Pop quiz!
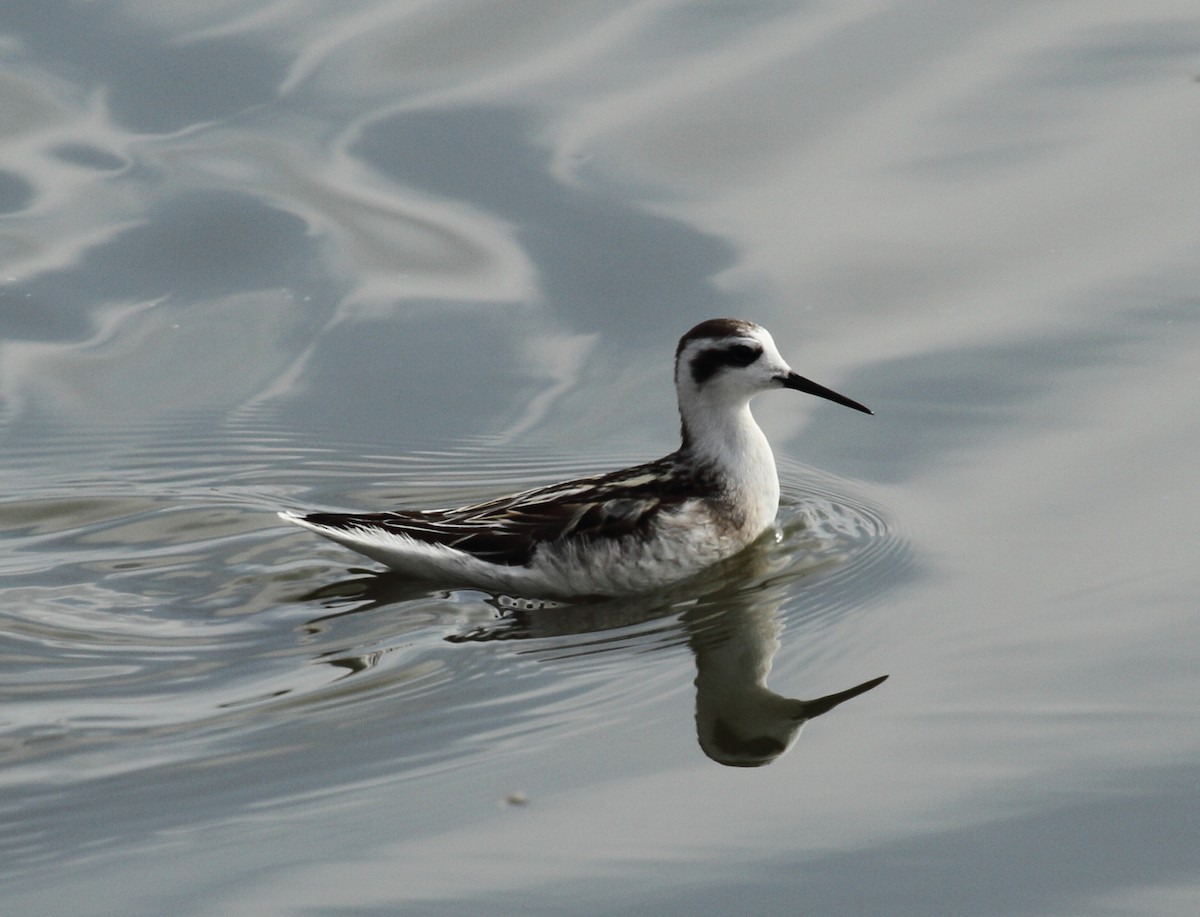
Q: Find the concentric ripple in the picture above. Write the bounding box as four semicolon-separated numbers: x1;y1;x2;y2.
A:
0;427;911;879
284;444;914;664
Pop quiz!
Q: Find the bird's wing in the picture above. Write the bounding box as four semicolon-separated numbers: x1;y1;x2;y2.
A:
297;455;710;567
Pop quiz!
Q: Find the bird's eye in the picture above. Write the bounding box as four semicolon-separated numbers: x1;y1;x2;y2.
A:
727;343;761;366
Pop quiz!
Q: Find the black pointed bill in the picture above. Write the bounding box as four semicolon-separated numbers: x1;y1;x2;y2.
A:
780;372;872;415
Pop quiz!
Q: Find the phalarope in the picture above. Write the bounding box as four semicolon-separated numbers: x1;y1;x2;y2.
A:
280;318;871;597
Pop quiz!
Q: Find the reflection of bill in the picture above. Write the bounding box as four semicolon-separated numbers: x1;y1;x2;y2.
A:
699;673;886;767
687;589;885;767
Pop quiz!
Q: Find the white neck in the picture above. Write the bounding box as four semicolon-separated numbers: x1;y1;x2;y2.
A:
679;396;780;532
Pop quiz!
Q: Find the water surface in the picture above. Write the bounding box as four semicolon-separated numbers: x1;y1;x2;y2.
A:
1;2;1198;915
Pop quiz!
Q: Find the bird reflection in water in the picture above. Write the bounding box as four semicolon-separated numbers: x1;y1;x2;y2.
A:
300;541;887;768
687;602;885;767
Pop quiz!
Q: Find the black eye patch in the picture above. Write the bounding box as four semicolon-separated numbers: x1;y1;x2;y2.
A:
689;342;763;384
726;343;761;366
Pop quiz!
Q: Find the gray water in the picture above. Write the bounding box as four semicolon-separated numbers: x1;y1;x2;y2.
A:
2;2;1198;915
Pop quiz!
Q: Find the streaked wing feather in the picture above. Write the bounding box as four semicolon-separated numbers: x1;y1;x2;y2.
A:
299;455;715;567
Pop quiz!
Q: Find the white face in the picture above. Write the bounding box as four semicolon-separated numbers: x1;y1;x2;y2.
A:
676;325;793;403
674;320;872;415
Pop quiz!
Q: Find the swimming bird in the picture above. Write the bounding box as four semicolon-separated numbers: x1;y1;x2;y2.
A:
280;318;871;597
